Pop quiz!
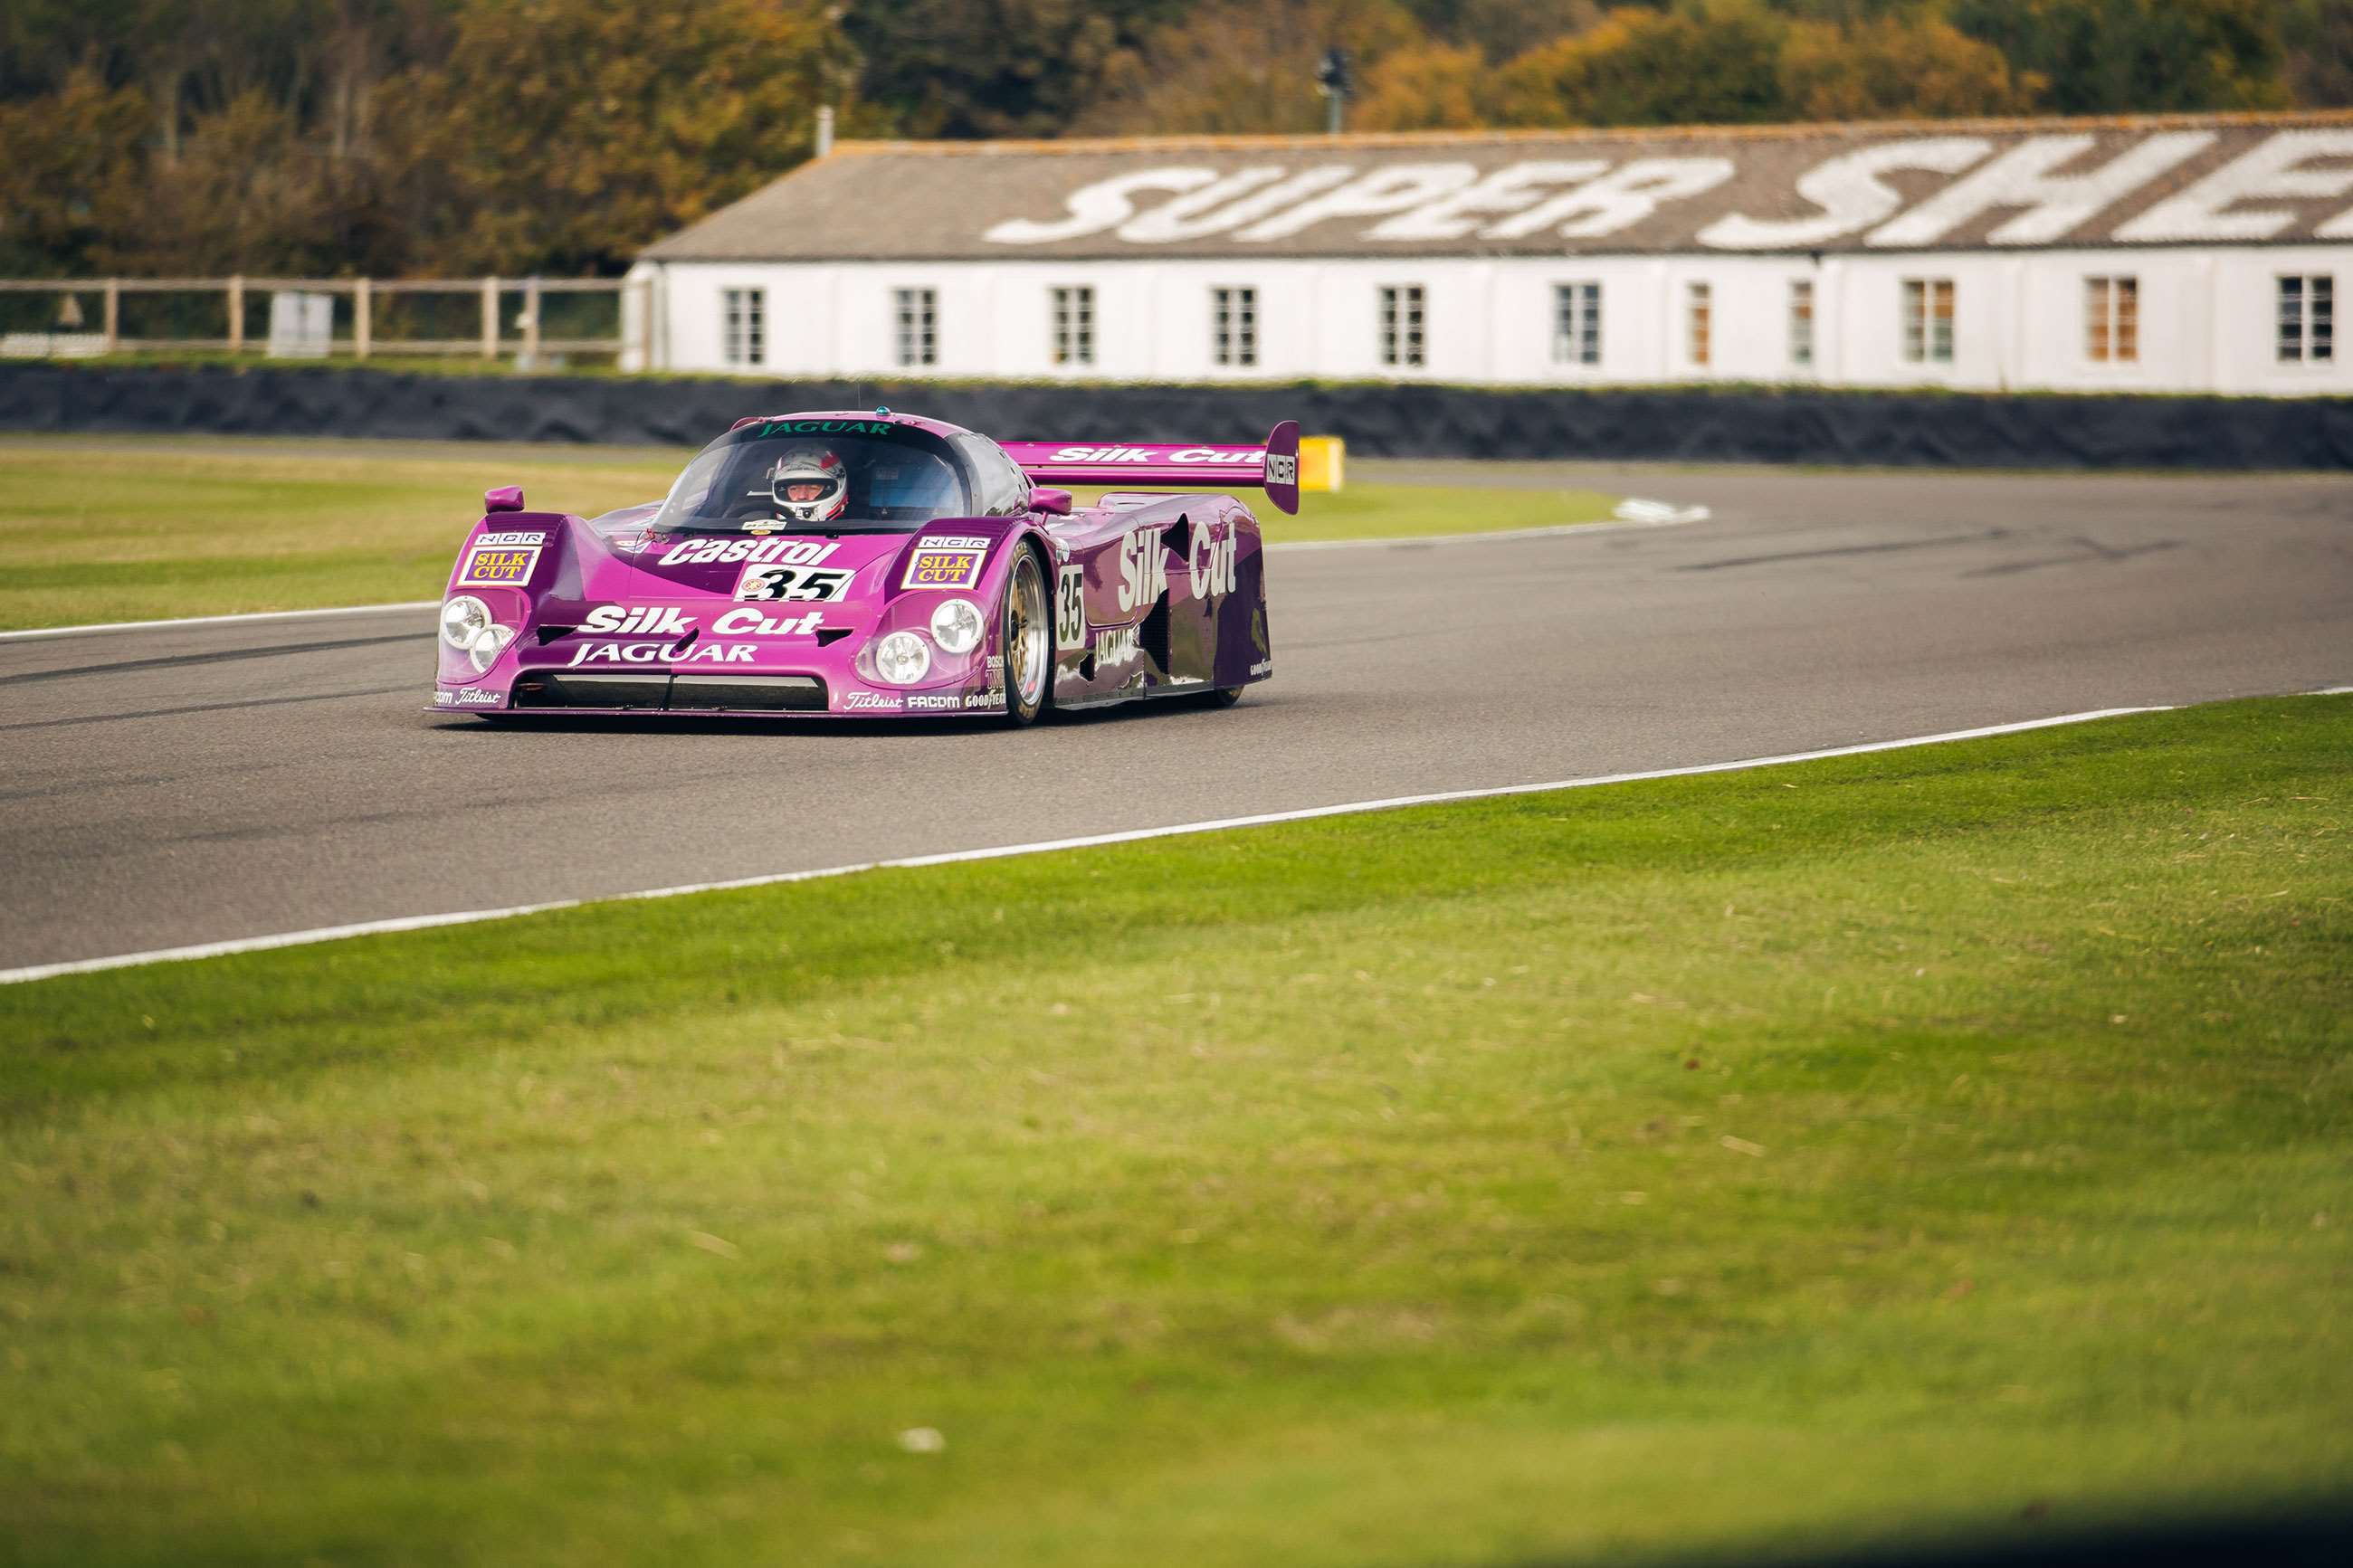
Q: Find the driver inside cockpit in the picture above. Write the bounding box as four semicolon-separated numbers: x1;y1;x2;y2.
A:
762;445;850;524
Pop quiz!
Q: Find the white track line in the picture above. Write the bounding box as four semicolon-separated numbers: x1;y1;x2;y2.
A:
0;706;2163;986
1269;513;1700;553
1;513;1702;642
0;601;438;642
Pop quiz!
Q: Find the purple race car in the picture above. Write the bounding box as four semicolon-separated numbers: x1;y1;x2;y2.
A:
432;410;1297;725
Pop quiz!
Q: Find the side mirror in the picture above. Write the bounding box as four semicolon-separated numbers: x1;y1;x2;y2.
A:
1032;487;1073;516
485;485;526;513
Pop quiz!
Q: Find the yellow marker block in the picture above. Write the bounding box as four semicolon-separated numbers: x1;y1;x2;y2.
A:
1299;434;1345;492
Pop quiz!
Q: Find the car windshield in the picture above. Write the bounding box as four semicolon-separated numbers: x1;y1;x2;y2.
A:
653;422;972;533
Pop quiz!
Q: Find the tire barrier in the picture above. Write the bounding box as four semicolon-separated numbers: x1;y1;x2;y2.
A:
4;362;2349;470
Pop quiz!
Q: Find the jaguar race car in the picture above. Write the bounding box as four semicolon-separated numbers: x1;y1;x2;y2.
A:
431;410;1297;725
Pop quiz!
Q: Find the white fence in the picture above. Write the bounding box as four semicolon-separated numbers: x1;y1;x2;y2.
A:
0;276;648;366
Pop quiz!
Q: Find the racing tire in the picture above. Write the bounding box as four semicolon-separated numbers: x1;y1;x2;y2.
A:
1206;688;1243;708
1000;545;1053;728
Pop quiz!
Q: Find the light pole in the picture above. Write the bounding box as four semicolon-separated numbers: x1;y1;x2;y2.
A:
1316;48;1353;137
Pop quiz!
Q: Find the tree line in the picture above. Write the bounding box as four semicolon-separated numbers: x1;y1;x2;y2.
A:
4;0;2348;280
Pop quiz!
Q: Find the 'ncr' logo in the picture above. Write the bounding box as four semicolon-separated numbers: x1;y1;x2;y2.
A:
1265;452;1298;486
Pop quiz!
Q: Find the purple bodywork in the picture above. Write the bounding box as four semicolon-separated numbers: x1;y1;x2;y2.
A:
431;411;1295;722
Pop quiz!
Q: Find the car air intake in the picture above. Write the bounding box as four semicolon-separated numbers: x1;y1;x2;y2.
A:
511;672;669;709
508;672;829;713
665;675;828;712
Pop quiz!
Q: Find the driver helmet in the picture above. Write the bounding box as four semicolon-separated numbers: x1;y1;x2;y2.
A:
766;446;850;523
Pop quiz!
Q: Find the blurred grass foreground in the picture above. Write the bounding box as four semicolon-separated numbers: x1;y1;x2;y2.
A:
3;698;2348;1565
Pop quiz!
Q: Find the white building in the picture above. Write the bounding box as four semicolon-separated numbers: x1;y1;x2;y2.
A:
632;113;2353;396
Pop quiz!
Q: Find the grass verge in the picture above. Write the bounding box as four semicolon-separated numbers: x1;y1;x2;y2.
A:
0;435;1619;631
3;698;2348;1566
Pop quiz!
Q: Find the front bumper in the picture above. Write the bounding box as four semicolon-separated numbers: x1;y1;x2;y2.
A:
431;665;1006;718
432;591;1011;717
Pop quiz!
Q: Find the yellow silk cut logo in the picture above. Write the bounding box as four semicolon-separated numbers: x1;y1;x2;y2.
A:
459;546;539;585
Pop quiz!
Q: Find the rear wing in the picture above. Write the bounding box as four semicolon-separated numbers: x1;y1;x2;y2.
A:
1003;420;1300;516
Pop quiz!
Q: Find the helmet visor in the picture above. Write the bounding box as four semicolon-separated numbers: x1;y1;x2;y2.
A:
772;474;844;507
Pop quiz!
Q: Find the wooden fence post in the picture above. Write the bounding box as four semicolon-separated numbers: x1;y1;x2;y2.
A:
481;276;500;359
355;277;372;360
102;279;120;354
227;276;244;352
627;275;651;370
522;277;541;367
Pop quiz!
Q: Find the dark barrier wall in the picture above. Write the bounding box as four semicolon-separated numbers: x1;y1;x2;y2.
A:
5;363;2352;469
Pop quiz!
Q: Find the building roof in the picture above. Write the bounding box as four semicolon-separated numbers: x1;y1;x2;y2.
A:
643;112;2353;263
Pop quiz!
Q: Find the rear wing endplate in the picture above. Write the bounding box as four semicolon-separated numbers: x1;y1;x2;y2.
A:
1002;421;1300;516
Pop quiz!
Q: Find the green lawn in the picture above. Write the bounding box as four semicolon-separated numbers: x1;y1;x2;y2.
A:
0;436;1619;631
4;698;2348;1567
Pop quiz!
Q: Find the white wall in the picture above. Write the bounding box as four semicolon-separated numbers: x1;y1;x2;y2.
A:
647;248;2351;396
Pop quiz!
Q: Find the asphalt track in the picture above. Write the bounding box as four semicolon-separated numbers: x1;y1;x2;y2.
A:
5;464;2348;974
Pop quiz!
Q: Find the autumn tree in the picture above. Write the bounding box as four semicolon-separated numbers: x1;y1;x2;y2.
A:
97;90;352;275
1495;2;1787;128
1778;12;2038;120
0;68;148;275
1072;0;1426;136
388;0;853;276
1400;0;1602;61
1355;42;1489;128
0;0;2333;280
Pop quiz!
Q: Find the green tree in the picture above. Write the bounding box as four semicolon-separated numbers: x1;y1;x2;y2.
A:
846;0;1181;139
0;0;138;98
1948;0;2288;113
2283;0;2353;106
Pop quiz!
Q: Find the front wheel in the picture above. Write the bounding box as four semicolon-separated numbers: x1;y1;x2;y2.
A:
1000;546;1052;727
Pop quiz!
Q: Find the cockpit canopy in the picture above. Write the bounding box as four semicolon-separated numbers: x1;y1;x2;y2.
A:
653;416;1033;533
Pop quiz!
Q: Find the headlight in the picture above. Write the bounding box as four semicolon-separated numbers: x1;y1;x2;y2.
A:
441;594;491;650
873;631;931;686
929;597;984;655
466;623;514;673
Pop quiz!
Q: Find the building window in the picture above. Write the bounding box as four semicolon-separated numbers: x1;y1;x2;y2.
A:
1378;285;1424;369
1789;279;1815;369
1687;281;1712;369
893;287;937;368
2086;277;2139;364
722;288;764;366
2280;275;2334;364
1051;286;1094;367
1902;278;1956;365
1212;286;1258;367
1553;282;1601;366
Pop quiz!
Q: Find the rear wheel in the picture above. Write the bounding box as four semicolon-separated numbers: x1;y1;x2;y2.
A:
1001;547;1052;727
1205;688;1243;708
